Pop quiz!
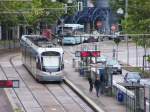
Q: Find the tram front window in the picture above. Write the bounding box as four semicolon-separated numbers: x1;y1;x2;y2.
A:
42;52;61;72
42;56;59;67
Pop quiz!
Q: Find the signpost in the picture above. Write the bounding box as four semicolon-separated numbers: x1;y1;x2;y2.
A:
96;21;102;28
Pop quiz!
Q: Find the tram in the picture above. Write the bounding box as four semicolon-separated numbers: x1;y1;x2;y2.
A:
20;35;64;82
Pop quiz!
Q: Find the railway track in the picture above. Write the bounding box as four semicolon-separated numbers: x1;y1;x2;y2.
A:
0;53;94;112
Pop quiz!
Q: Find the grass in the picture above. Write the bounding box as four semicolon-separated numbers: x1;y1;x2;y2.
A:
14;108;23;112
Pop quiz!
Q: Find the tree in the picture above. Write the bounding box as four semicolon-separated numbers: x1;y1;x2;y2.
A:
110;0;150;63
109;0;150;34
0;1;32;26
0;0;68;28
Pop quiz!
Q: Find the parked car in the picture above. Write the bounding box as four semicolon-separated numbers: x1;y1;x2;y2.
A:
108;32;125;40
124;72;141;83
83;36;98;43
91;55;108;64
106;59;122;74
62;35;82;45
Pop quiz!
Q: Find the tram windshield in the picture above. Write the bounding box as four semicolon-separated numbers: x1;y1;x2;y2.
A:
42;51;60;68
42;56;59;67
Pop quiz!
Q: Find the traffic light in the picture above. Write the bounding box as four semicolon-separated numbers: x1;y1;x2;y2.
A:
80;51;90;57
91;51;100;57
78;2;83;11
75;51;101;57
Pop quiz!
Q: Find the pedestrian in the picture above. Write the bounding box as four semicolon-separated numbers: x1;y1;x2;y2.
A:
94;76;101;97
88;77;93;92
100;74;104;94
87;71;94;92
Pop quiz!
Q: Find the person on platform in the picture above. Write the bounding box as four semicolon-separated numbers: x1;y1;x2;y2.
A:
88;76;94;93
94;76;101;97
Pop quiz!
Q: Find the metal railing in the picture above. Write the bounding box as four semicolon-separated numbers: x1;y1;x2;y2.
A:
113;84;136;112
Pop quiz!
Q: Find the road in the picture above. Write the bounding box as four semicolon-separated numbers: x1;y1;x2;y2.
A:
65;40;149;67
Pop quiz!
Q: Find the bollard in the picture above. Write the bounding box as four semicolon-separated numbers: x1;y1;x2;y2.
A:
72;58;75;68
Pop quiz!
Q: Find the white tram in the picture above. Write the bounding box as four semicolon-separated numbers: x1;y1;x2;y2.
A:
20;35;64;82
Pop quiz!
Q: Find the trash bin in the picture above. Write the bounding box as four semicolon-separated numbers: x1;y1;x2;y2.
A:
104;86;112;96
117;91;124;103
72;58;75;68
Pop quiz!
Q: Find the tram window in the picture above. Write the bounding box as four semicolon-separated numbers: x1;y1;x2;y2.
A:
42;56;59;67
42;51;60;56
36;57;41;70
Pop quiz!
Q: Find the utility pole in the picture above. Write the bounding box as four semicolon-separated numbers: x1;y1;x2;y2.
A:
125;0;129;65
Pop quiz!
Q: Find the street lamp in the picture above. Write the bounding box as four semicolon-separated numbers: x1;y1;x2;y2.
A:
60;18;64;35
60;18;64;46
124;0;129;65
51;0;56;2
116;8;124;36
118;0;129;65
67;0;73;3
117;8;124;15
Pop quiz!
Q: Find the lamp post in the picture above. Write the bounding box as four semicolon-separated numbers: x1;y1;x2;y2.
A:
117;8;124;32
125;0;129;65
60;18;64;46
119;0;128;65
51;0;56;2
67;0;73;3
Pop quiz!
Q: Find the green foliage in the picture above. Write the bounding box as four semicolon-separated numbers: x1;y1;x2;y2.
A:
0;0;67;26
110;0;150;51
137;36;150;48
0;1;32;25
147;56;150;63
109;0;150;34
25;0;65;25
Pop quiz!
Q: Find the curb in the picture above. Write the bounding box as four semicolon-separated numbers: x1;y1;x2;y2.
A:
64;77;105;112
4;88;18;111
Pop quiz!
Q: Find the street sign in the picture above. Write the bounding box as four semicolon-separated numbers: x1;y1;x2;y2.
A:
96;21;102;28
0;80;19;88
111;24;117;32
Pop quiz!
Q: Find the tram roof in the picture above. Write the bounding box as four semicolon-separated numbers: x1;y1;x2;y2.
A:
21;35;63;54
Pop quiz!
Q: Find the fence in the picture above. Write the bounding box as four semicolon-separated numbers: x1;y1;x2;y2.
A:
144;86;150;112
112;82;146;112
0;25;21;50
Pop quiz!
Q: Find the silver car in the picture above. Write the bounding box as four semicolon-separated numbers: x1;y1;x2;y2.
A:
106;59;122;74
124;72;141;83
